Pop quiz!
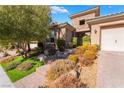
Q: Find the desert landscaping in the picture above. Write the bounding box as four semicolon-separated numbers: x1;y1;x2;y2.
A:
0;43;99;88
2;5;124;88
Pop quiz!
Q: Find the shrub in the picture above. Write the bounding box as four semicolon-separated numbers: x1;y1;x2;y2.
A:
74;46;85;55
28;48;42;57
80;59;94;67
68;54;78;62
77;44;98;54
36;47;44;53
82;35;90;45
48;73;87;88
46;59;77;81
48;44;56;55
68;42;73;49
83;50;96;60
80;61;97;87
89;44;99;52
72;37;77;47
5;61;22;71
82;44;90;51
0;56;16;64
44;43;56;55
16;62;33;71
57;38;65;52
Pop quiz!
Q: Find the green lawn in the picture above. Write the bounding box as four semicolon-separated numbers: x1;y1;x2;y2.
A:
1;56;44;82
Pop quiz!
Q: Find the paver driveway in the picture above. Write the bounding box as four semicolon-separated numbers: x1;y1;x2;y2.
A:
97;51;124;88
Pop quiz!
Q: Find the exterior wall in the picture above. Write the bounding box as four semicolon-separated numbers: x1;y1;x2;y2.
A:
91;19;124;46
58;27;72;43
91;25;100;45
65;28;72;43
55;26;73;46
55;29;60;39
71;13;96;32
59;27;66;39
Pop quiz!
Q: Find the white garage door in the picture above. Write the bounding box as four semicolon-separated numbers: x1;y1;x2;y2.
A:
101;27;124;51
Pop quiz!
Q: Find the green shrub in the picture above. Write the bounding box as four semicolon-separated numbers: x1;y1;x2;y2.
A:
36;47;44;53
68;54;78;62
46;59;77;81
57;38;65;52
5;61;22;71
16;62;33;71
28;48;42;57
72;37;77;47
82;35;90;45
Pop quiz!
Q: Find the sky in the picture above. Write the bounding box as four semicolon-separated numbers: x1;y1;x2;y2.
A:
51;5;124;24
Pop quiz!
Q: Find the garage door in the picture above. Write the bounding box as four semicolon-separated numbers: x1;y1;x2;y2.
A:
101;27;124;51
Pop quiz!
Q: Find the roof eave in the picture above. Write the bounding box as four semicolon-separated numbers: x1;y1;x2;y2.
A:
86;13;124;25
70;6;99;19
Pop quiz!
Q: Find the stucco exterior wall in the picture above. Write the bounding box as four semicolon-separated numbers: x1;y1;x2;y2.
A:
71;13;96;32
66;28;72;43
91;19;124;46
91;25;100;45
60;27;66;39
56;27;73;44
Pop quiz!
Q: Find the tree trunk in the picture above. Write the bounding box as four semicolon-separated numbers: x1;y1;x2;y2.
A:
27;43;31;51
20;42;28;58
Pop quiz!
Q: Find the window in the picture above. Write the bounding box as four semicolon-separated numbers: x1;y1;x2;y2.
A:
79;20;85;25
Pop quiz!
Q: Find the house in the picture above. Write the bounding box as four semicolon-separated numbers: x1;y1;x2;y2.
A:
50;22;75;46
70;7;99;45
51;6;124;52
87;12;124;51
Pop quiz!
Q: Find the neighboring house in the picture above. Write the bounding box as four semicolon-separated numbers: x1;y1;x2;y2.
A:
70;7;99;45
50;22;75;46
86;12;124;51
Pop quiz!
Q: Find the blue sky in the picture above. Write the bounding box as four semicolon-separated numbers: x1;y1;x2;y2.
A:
51;5;124;24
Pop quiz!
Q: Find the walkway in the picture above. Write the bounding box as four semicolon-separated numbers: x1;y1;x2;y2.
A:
15;64;49;88
0;65;14;88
